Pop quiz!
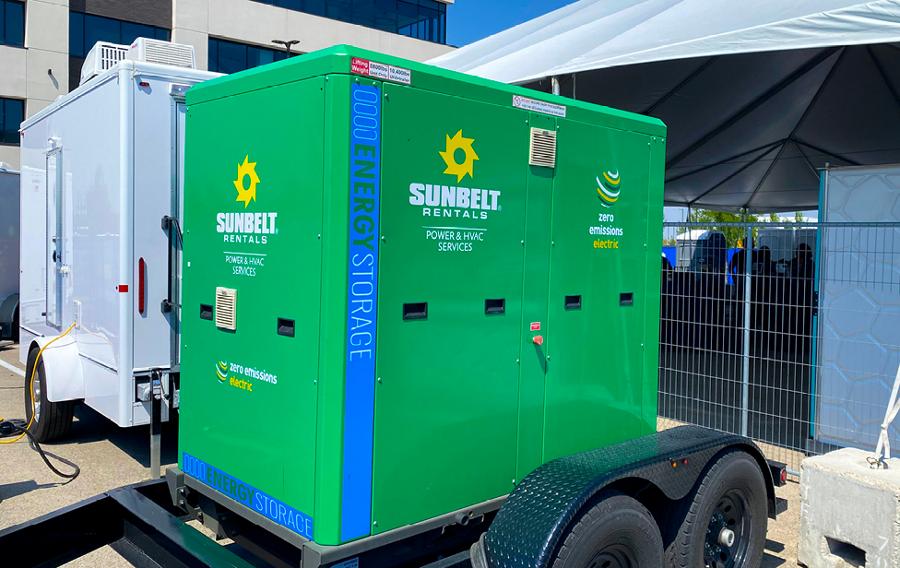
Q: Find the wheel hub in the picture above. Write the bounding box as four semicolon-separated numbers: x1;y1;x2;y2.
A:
704;491;749;568
32;376;41;423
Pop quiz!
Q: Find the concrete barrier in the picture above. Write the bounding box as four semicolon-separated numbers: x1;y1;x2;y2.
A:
799;448;900;567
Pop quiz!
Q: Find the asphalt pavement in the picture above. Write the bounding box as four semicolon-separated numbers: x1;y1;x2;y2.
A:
0;339;802;566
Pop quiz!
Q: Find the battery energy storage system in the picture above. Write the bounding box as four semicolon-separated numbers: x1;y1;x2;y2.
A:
179;45;666;547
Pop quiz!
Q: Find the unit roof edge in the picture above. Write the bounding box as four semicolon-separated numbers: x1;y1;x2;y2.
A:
186;45;666;137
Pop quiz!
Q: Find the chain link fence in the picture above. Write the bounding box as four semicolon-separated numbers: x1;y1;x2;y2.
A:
658;221;900;475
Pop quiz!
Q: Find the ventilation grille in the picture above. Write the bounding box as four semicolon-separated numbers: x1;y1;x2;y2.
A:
128;38;196;69
79;42;128;85
529;128;557;168
215;287;237;331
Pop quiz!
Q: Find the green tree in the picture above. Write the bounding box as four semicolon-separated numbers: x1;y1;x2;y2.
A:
687;209;759;247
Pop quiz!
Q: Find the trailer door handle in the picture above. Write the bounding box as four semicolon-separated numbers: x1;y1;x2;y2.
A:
161;215;181;315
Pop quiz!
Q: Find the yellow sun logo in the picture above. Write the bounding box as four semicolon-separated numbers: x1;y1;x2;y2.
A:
233;155;260;208
439;130;479;182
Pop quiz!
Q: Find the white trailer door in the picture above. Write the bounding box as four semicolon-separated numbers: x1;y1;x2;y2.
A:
45;147;62;329
132;84;186;371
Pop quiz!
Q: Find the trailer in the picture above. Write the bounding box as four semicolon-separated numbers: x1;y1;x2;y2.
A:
0;165;19;341
1;46;785;568
17;39;219;444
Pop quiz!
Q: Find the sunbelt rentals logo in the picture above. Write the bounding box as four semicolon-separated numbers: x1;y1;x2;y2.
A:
408;130;501;221
216;154;278;245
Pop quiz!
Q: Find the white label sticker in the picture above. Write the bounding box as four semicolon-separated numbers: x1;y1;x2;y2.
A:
512;94;567;117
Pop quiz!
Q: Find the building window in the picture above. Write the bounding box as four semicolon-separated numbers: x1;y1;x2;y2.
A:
69;11;171;58
0;98;23;145
249;0;447;44
208;37;292;74
0;0;25;48
69;11;171;90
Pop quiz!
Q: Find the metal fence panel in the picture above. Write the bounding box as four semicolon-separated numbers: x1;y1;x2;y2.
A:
659;221;900;474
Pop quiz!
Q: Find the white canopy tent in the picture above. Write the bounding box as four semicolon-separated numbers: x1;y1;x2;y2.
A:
430;0;900;211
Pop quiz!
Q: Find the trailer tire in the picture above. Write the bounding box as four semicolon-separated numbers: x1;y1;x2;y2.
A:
24;346;74;443
552;493;663;568
664;450;767;568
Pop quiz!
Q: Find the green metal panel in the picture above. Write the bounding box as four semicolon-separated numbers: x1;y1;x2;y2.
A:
542;120;658;461
370;82;529;533
178;77;326;540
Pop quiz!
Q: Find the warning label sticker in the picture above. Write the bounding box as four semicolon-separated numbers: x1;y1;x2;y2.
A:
512;94;567;118
351;57;412;85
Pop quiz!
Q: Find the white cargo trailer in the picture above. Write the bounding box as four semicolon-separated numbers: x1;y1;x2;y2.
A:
18;39;219;444
0;165;19;341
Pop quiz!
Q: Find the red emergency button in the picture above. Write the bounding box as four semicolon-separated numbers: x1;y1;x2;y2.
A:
532;335;544;346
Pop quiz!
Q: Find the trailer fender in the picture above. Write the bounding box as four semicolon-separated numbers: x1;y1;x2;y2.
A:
28;335;84;402
479;426;776;568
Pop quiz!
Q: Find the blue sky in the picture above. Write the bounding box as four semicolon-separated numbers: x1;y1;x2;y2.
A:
447;0;576;46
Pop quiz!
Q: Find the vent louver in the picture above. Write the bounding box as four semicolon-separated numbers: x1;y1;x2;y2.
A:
529;128;557;168
215;287;237;331
128;38;196;69
79;42;129;85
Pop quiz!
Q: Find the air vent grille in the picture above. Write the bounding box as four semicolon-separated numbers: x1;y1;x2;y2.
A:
128;38;196;69
215;287;237;331
529;128;557;168
79;42;128;85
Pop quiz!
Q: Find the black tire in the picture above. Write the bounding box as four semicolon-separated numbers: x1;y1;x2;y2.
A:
11;306;18;342
664;451;768;568
553;493;664;568
24;346;74;442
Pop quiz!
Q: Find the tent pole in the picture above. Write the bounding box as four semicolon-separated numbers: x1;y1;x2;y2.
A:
551;76;560;96
742;225;753;437
572;73;577;99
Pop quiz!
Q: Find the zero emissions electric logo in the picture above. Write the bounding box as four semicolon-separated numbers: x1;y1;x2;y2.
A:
596;169;622;208
216;154;278;245
215;360;229;383
214;359;278;393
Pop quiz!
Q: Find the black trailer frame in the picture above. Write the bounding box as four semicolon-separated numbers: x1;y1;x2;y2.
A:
0;426;787;567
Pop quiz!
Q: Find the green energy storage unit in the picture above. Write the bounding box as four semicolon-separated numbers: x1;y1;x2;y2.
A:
178;45;666;547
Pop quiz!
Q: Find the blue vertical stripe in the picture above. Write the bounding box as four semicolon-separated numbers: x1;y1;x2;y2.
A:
341;83;382;542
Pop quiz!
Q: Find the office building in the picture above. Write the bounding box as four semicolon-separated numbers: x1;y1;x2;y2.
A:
0;0;453;168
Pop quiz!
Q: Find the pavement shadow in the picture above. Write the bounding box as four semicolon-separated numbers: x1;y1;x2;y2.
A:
0;479;60;501
763;539;787;566
40;405;179;469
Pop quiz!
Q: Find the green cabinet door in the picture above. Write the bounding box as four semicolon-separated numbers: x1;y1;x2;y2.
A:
371;83;529;533
542;120;655;461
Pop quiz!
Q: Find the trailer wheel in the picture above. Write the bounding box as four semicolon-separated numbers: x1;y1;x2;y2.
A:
664;451;767;568
553;493;663;568
24;346;74;442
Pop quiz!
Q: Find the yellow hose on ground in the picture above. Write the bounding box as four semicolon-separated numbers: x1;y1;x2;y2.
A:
0;321;77;445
